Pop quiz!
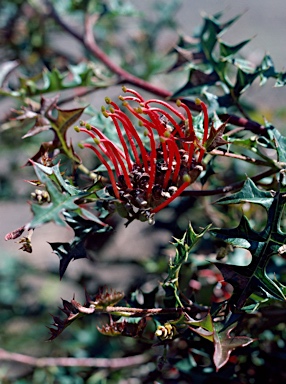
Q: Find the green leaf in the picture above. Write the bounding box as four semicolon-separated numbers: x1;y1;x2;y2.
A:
259;54;276;85
233;67;259;96
216;178;274;210
163;223;211;307
212;176;286;309
53;105;86;140
265;126;286;163
49;241;88;279
187;312;214;342
27;162;81;228
219;38;251;58
27;162;104;229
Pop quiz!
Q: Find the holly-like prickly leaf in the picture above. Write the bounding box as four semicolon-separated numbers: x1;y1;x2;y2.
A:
48;297;91;340
19;96;85;164
49;210;110;278
213;322;254;371
49;241;88;279
219;38;251;59
187;312;214;342
48;288;125;339
265;126;286;164
187;313;254;370
204;121;228;151
20;96;58;138
88;288;124;308
27;162;107;231
27;162;82;229
163;223;211;307
212;176;286;310
215;178;274;210
52;105;86;141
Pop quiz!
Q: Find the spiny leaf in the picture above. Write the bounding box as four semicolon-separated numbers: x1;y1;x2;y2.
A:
19;96;85;163
48;288;124;340
48;297;86;340
219;38;251;58
53;105;86;140
163;223;211;307
187;313;214;342
204;120;228;151
49;241;88;279
216;178;274;210
27;163;81;228
212;176;286;309
265;126;286;163
213;322;254;371
27;162;106;230
49;210;110;278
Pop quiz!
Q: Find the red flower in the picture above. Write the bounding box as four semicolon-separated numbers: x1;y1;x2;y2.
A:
76;87;210;223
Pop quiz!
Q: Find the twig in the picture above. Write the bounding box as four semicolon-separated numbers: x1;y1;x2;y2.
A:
182;168;277;197
0;348;150;368
209;149;270;166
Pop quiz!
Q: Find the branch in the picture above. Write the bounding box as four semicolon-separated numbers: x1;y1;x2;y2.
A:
182;168;277;197
44;1;267;135
209;149;271;166
0;348;150;368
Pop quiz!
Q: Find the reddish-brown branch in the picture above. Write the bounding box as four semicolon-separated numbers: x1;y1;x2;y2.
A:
181;168;277;197
44;1;267;135
0;348;150;368
209;149;271;166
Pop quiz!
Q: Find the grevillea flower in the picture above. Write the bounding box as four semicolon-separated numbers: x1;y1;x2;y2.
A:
76;87;211;224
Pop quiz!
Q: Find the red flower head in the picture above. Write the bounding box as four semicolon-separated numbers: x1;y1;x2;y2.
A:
76;87;210;224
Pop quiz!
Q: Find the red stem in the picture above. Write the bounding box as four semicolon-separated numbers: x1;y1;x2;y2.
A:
80;129;122;175
143;107;185;140
151;180;190;214
162;139;175;189
122;87;145;102
106;114;133;171
177;101;195;140
102;140;132;189
200;101;209;144
83;143;120;199
144;99;185;120
166;138;181;183
142;126;157;195
112;111;149;171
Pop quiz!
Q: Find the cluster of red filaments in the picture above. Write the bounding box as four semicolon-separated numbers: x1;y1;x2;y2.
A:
76;87;210;222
